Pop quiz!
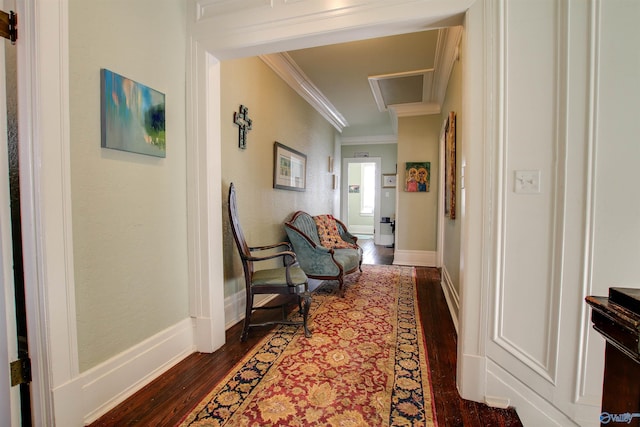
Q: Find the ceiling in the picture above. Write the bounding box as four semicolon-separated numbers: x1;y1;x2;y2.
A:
261;27;462;142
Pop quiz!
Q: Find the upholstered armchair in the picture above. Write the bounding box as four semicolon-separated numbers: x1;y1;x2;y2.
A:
284;211;362;294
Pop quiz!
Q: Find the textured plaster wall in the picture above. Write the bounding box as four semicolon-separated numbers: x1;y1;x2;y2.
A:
69;0;188;372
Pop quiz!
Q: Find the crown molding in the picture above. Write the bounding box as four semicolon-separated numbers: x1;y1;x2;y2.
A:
260;53;348;132
431;25;463;105
192;0;470;59
391;102;441;117
340;135;398;145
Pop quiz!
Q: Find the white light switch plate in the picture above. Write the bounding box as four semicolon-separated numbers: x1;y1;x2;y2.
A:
514;170;541;194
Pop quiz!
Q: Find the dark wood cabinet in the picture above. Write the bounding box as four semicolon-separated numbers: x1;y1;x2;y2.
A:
586;288;640;427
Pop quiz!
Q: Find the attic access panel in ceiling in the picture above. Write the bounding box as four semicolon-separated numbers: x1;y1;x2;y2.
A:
369;69;434;111
284;30;439;133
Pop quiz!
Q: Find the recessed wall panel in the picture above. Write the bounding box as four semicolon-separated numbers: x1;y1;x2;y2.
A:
493;0;560;379
583;0;640;405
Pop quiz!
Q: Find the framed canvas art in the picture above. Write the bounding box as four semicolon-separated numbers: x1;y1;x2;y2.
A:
444;111;456;219
101;69;166;158
404;162;430;192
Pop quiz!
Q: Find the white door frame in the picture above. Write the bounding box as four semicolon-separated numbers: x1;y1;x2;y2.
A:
436;117;447;268
341;157;382;244
15;0;75;424
0;25;21;425
188;2;476;369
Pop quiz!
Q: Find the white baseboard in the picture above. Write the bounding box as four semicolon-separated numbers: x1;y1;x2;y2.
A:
486;359;598;426
225;288;246;329
458;343;594;426
457;352;487;402
440;266;459;333
52;318;195;426
349;224;374;234
392;250;436;266
225;289;276;329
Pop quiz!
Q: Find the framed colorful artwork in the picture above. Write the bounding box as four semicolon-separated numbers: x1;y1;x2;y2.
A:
444;111;456;219
101;69;166;158
273;142;306;191
404;162;430;192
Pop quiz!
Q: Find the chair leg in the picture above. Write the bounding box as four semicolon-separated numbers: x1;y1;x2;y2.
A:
338;277;345;297
301;291;312;338
241;292;254;342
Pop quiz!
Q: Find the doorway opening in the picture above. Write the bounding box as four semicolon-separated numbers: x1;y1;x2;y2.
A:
341;157;381;244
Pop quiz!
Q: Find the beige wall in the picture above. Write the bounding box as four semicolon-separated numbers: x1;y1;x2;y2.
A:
396;115;440;251
220;57;337;297
441;48;463;294
69;0;188;372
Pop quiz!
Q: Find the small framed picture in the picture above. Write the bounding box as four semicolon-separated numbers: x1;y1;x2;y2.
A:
383;174;397;188
273;142;306;191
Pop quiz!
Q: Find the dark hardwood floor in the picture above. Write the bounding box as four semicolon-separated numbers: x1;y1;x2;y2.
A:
90;239;522;426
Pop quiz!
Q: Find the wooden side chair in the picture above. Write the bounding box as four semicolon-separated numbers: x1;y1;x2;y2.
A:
227;183;312;342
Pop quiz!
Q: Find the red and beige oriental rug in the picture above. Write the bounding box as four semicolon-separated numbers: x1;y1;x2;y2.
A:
180;264;437;426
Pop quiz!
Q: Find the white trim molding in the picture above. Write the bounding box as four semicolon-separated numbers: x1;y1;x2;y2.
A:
392;250;436;267
185;35;226;354
440;266;459;332
224;291;277;330
431;26;463;106
340;134;397;145
191;0;471;60
486;359;591;426
260;53;348;132
19;0;76;423
53;319;194;426
348;224;374;235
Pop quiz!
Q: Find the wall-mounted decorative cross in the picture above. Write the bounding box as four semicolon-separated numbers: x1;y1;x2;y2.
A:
233;105;252;149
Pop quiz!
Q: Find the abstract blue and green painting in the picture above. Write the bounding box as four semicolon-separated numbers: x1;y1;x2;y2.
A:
101;69;166;157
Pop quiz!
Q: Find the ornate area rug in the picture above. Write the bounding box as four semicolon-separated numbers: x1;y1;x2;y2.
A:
180;265;437;426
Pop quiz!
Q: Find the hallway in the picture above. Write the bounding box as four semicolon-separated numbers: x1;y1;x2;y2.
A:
90;241;522;426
